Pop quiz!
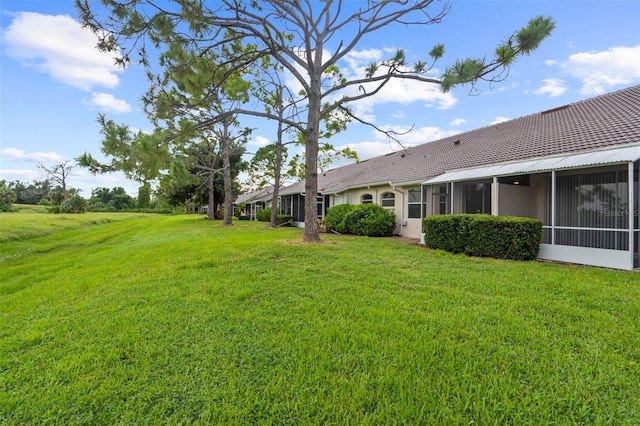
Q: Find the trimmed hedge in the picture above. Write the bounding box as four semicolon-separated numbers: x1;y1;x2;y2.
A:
423;214;542;261
325;204;396;237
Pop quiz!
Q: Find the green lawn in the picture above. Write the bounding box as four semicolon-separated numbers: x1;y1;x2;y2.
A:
1;213;639;424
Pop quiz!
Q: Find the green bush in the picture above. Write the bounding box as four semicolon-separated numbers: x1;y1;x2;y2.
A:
0;184;17;211
275;214;294;226
344;204;396;237
423;214;542;261
422;214;475;253
86;201;118;212
59;195;87;214
324;204;356;234
255;208;292;226
256;207;278;222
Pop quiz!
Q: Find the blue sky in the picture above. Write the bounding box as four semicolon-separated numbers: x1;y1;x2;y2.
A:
1;1;639;197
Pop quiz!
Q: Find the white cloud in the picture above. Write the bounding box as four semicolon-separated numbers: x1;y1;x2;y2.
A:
3;12;122;90
563;45;640;95
0;147;66;164
249;135;271;148
377;125;460;145
85;93;132;113
533;78;567;98
391;110;405;119
490;117;510;125
450;118;467;127
336;141;395;160
329;47;457;123
63;169;139;196
337;124;461;160
349;74;457;114
0;169;41;181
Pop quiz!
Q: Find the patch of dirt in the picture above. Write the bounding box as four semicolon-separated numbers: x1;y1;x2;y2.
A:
281;239;338;245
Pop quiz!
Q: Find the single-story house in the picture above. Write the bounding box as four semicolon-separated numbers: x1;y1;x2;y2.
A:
249;85;640;270
234;186;279;220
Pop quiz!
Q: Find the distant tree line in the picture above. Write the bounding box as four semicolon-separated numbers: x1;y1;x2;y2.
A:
0;174;237;215
0;179;80;208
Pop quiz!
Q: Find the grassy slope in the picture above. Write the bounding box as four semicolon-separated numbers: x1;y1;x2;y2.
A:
1;214;639;424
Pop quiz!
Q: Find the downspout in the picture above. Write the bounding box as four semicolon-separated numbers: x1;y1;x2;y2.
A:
389;181;405;236
628;161;634;268
450;182;455;214
551;171;556;245
366;185;378;201
491;176;500;216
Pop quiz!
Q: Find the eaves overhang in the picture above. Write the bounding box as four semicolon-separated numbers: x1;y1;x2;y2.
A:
423;143;640;185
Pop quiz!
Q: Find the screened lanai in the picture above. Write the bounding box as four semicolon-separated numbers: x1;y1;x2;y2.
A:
423;144;640;270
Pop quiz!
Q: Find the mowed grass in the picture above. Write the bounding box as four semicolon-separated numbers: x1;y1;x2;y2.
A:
1;213;639;424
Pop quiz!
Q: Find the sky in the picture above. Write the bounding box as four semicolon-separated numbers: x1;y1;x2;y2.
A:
1;1;640;197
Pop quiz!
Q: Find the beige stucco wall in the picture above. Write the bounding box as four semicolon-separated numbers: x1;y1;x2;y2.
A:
498;183;536;218
328;185;422;237
496;173;548;220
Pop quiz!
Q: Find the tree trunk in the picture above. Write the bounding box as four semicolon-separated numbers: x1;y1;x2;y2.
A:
271;119;284;227
207;173;215;220
222;121;234;226
303;62;322;242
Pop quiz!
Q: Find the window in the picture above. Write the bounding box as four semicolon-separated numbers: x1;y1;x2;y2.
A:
381;192;395;207
431;184;450;215
317;195;325;218
334;195;343;206
463;181;491;214
346;195;353;205
407;188;421;218
361;193;373;204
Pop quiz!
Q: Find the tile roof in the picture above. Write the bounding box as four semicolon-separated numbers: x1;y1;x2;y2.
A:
235;185;282;204
281;84;640;195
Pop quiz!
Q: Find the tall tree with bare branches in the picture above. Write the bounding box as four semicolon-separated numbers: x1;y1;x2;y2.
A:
38;160;74;202
77;0;554;241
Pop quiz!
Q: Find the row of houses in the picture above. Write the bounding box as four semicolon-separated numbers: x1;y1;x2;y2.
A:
236;85;640;270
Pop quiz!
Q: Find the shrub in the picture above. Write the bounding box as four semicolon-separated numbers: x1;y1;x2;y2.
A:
423;214;542;261
235;203;246;218
464;215;542;260
257;207;278;222
59;195;87;214
86;201;117;212
275;214;294;226
422;214;475;253
324;204;356;234
0;184;16;211
344;204;396;237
